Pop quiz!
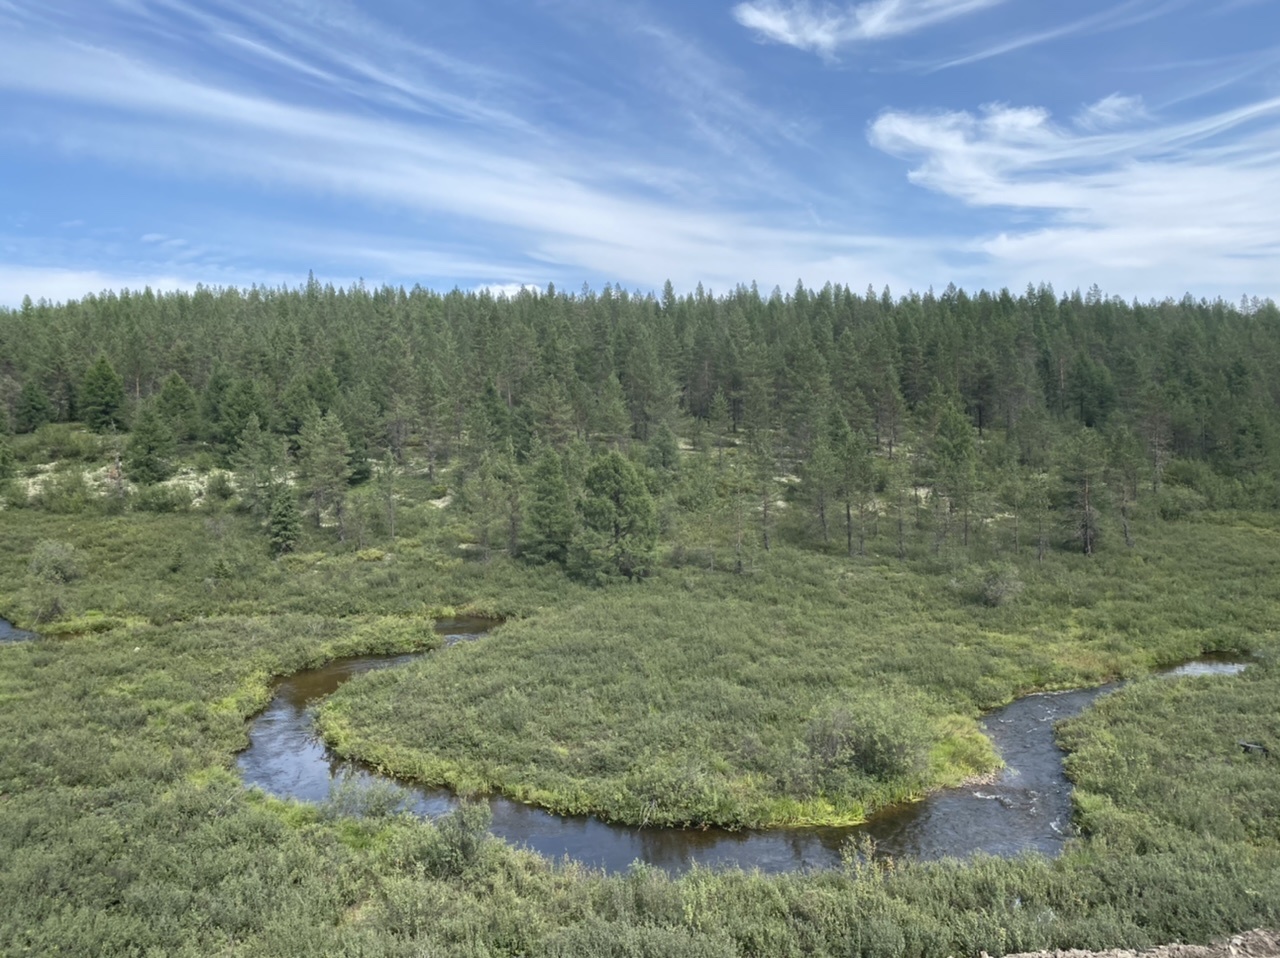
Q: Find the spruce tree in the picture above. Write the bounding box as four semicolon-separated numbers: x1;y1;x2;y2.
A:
267;487;302;556
217;378;270;449
524;447;575;565
156;372;198;441
231;414;288;516
15;379;53;433
297;411;353;538
80;355;125;433
124;402;176;484
572;450;657;582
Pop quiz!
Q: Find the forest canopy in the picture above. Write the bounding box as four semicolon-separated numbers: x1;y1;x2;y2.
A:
3;279;1279;567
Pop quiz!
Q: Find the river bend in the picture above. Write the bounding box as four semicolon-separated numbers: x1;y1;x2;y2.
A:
236;619;1247;874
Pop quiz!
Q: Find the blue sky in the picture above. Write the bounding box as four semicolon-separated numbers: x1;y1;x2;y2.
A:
1;0;1278;306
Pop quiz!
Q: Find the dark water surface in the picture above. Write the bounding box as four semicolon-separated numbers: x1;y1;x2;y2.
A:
237;622;1248;874
0;618;37;643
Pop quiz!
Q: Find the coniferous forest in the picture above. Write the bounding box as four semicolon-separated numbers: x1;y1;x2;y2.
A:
2;279;1280;956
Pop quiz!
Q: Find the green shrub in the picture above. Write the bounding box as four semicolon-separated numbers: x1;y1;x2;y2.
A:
981;563;1024;607
32;467;94;513
28;539;83;584
205;470;235;501
803;694;933;787
22;423;104;463
1155;486;1208;520
320;773;414;821
133;483;194;513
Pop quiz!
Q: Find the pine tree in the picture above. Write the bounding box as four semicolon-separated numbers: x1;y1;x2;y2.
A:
675;453;723;568
267;487;302;556
590;373;632;447
841;430;876;557
375;451;400;542
708;387;731;464
231;414;288;516
572;450;657;581
155;372;198;441
124;402;176;484
297;411;353;539
80;355;125;433
1060;428;1108;556
524;447;575;565
931;403;979;548
15;379;53;433
644;422;681;483
802;432;839;546
461;451;508;562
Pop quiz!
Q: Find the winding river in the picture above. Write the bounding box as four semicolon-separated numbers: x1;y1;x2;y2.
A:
0;617;37;643
237;618;1249;874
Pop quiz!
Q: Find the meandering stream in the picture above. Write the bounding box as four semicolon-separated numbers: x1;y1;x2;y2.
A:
236;618;1248;874
0;617;37;643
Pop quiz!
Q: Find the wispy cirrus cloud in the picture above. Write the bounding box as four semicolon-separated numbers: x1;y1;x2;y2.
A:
733;0;1007;59
1074;94;1147;131
926;0;1192;71
0;16;939;302
869;94;1280;292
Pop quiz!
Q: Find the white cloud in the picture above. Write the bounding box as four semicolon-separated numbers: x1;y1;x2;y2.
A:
1075;94;1147;130
0;31;942;295
0;265;216;306
475;282;541;299
868;96;1280;296
733;0;1006;58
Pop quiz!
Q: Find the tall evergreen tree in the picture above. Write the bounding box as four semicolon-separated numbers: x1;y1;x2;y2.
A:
80;355;125;433
840;430;876;557
572;450;657;582
802;431;839;547
931;402;979;548
524;447;575;565
155;372;198;441
124;402;176;484
267;486;302;556
217;378;271;450
1060;428;1108;556
297;411;353;539
375;451;400;541
232;414;288;517
460;451;508;562
15;379;53;433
